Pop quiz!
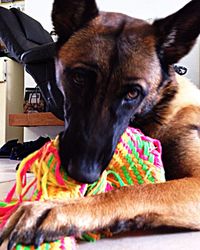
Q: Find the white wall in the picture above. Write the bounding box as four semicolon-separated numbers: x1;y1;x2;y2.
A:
25;0;54;32
96;0;190;19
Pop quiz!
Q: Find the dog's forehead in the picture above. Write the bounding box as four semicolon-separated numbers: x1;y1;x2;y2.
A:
58;12;160;82
93;12;152;35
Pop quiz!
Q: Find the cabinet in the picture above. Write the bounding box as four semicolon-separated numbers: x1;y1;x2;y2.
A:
0;57;24;146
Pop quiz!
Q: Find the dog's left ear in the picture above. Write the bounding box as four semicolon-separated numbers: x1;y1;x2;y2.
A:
52;0;99;46
153;0;200;65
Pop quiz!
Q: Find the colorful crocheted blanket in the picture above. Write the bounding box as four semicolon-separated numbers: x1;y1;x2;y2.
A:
0;127;165;249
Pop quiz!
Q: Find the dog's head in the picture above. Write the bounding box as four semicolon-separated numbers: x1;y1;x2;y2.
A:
52;0;200;183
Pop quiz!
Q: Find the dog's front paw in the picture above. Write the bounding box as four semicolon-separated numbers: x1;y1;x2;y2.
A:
0;200;85;249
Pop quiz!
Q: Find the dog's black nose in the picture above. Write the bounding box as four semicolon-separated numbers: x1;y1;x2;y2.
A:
66;160;102;183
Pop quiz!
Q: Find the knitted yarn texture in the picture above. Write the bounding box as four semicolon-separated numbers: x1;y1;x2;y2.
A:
0;127;165;249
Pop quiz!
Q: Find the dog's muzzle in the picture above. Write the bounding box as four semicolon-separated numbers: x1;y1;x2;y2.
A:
66;159;102;183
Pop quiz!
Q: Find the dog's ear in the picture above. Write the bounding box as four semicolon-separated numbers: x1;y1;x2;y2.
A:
52;0;99;45
153;0;200;65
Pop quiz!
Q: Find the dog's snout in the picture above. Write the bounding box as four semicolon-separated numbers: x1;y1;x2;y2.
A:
59;129;115;183
67;160;102;183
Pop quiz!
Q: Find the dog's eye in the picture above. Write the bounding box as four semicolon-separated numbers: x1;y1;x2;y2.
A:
71;71;85;86
125;87;140;101
69;68;97;87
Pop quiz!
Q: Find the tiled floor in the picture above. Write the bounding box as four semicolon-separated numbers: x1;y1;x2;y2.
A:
1;159;200;250
0;159;20;200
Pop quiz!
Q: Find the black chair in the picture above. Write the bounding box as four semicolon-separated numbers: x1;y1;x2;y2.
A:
0;7;64;120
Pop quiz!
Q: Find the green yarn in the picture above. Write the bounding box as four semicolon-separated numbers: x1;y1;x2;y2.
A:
121;165;134;185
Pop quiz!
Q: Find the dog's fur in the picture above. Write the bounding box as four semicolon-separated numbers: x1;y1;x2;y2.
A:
1;0;200;248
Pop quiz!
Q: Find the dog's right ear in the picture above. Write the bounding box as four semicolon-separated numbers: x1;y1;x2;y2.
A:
52;0;99;46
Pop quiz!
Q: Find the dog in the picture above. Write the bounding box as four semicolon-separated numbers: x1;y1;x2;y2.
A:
1;0;200;248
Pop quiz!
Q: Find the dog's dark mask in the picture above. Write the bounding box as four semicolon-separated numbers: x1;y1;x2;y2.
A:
52;0;200;183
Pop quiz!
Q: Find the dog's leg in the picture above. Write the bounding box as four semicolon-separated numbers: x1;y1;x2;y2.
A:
1;177;200;248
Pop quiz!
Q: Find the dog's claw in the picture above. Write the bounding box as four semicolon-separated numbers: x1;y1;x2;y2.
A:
0;199;97;248
34;231;44;248
0;236;3;246
7;235;17;250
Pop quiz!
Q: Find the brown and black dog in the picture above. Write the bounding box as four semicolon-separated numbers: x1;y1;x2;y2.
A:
1;0;200;248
